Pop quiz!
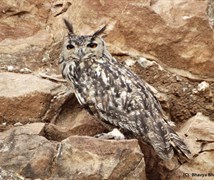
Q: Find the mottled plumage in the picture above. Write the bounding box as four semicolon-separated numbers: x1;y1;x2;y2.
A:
59;19;191;160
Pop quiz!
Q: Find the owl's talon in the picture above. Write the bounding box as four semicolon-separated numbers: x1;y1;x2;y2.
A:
94;133;106;138
94;128;125;140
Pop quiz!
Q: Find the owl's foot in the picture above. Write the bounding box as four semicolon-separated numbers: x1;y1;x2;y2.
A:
94;128;125;140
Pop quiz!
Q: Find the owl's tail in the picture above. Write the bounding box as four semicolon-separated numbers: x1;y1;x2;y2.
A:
143;122;192;161
167;126;192;160
139;125;192;180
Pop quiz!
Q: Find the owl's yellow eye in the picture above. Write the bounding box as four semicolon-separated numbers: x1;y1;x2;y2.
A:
67;44;75;50
87;42;97;48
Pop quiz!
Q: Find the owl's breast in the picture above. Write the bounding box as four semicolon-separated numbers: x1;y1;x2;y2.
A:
64;58;164;136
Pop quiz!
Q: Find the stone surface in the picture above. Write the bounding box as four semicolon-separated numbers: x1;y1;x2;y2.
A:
51;136;145;179
44;109;106;141
49;0;214;77
43;92;106;141
179;113;214;156
0;124;146;179
0;122;46;137
0;72;66;123
0;0;213;77
0;167;25;180
0;0;54;71
1;114;214;180
55;95;107;134
0;123;56;179
169;113;214;179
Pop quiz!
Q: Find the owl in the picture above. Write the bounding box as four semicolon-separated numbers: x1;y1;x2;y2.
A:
59;19;191;161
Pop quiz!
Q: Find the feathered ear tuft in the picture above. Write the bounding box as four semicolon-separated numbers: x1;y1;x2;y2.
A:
63;19;74;34
92;25;107;39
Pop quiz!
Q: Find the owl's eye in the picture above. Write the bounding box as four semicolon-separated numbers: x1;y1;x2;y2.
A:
87;42;97;48
67;44;75;50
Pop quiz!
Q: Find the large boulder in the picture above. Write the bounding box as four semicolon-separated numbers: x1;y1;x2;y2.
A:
0;72;66;123
0;124;146;179
52;136;145;179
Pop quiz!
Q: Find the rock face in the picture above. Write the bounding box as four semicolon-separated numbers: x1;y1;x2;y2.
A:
0;0;214;180
1;113;213;180
0;0;213;77
0;124;145;179
0;123;55;179
0;0;54;71
50;0;214;77
0;72;66;124
171;113;214;179
52;136;145;179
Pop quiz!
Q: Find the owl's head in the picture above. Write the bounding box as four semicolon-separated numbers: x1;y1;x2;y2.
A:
61;19;107;62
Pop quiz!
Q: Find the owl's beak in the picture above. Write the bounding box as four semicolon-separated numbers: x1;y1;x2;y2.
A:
78;48;85;59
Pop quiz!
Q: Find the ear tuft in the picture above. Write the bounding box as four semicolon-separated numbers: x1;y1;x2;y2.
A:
92;25;107;39
63;19;74;34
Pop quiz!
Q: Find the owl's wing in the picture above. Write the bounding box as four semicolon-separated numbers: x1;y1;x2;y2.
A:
122;66;191;159
89;61;190;160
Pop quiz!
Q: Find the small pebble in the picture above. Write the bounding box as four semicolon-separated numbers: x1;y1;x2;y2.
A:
14;122;23;127
7;66;14;72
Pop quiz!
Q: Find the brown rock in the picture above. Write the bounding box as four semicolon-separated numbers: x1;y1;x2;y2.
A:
0;124;146;179
52;136;145;179
1;0;213;76
44;109;106;141
51;0;213;77
43;93;106;141
2;122;46;137
0;0;54;71
67;109;106;136
169;113;214;179
0;72;66;124
57;105;106;135
179;113;214;155
0;123;56;179
0;167;25;180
